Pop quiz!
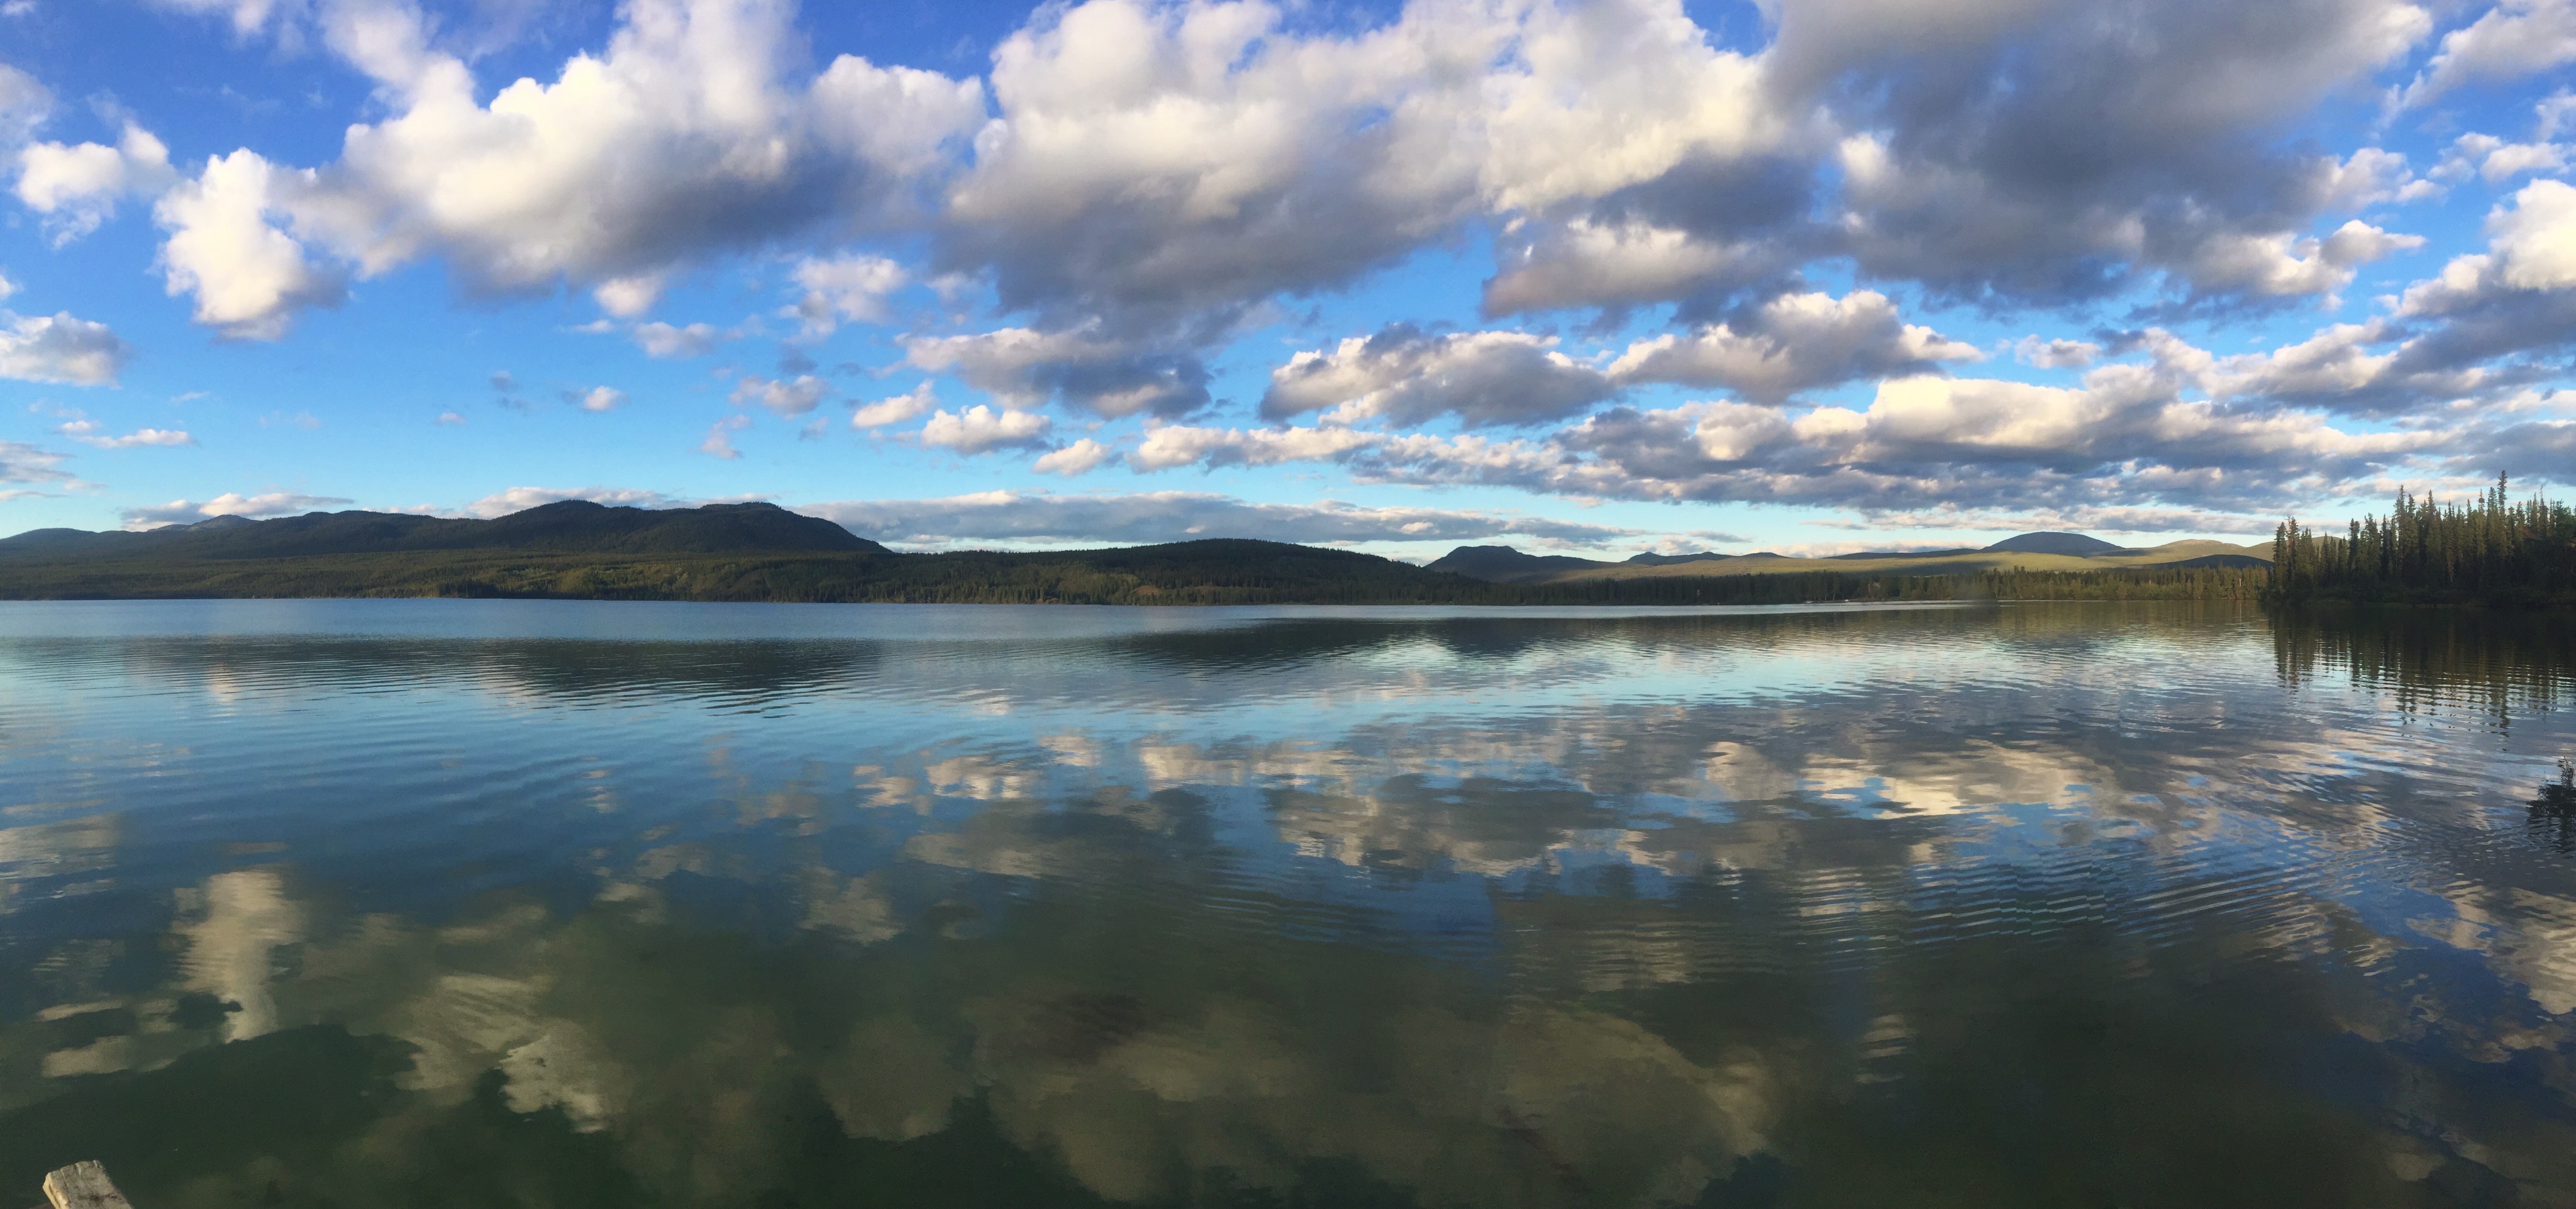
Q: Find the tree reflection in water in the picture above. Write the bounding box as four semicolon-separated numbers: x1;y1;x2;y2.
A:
2534;760;2576;855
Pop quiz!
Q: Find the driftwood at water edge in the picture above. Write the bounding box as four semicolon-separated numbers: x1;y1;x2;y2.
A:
38;1163;131;1209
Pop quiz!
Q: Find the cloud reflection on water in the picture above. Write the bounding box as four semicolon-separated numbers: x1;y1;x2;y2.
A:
0;603;2573;1205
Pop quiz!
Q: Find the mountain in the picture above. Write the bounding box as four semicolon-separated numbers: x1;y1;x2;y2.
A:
1979;532;2135;556
2153;553;2272;569
0;501;884;561
1423;545;1618;584
0;515;1589;604
1424;547;1751;583
1624;551;1736;567
1821;547;1979;560
1430;532;2272;585
0;515;2273;604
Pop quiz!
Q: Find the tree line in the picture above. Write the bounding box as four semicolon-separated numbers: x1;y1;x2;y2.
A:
2267;474;2576;605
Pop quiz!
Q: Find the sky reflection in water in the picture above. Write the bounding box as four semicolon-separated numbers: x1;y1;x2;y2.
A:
1;600;2573;1208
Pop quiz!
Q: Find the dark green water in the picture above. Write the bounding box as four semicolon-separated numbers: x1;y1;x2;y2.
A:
1;600;2572;1208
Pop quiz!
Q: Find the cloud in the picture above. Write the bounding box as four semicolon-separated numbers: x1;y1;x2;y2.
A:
1607;291;1982;403
153;149;345;340
2014;337;2102;369
791;252;905;334
1480;217;1794;318
1031;437;1114;476
2440;131;2572;185
1131;328;2479;520
938;0;1784;335
1806;503;2282;537
458;484;724;518
901;326;1209;419
1249;291;1988;435
1131;423;1380;472
797;490;1648;549
575;386;625;413
14;122;179;243
2435;416;2576;481
2171;220;2425;301
1787;0;2433;308
918;404;1053;455
850;381;935;429
0;62;47;145
1773;372;2426;474
0;311;132;384
435;410;466;425
0;438;73;485
55;413;196;448
146;0;306;40
40;0;2572;535
730;373;830;416
2486;179;2576;292
121;490;352;530
109;0;2469;379
699;413;751;459
2196;321;2492;417
633;321;719;358
148;0;986;337
2402;0;2576;104
1262;326;1618;428
2381;180;2576;381
1363;372;2436;516
903;0;2452;355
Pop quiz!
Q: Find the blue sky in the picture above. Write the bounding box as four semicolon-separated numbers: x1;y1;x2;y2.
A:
1;0;2572;559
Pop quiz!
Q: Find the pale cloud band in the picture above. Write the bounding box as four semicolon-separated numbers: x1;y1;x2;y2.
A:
799;491;1677;549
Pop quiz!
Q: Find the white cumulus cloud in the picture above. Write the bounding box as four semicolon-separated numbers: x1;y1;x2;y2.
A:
1031;438;1114;477
459;485;726;518
918;404;1053;454
55;413;194;448
148;0;985;338
121;490;352;530
797;489;1646;549
633;321;719;359
0;311;133;384
0;438;74;486
2404;0;2576;104
791;252;906;334
1263;327;1617;428
730;374;831;416
850;381;936;429
14;123;179;243
153;149;345;340
1607;291;1983;403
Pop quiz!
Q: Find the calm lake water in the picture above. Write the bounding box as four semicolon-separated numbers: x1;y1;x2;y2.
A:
3;599;2573;1208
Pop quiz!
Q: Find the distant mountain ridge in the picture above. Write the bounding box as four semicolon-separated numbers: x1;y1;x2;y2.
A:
0;501;885;560
1428;532;2269;584
1980;532;2135;556
0;510;2271;604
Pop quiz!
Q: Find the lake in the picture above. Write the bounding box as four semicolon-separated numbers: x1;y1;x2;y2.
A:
1;599;2572;1208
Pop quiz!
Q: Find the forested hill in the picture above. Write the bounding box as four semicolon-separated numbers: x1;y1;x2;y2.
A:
0;500;882;559
0;506;1548;603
